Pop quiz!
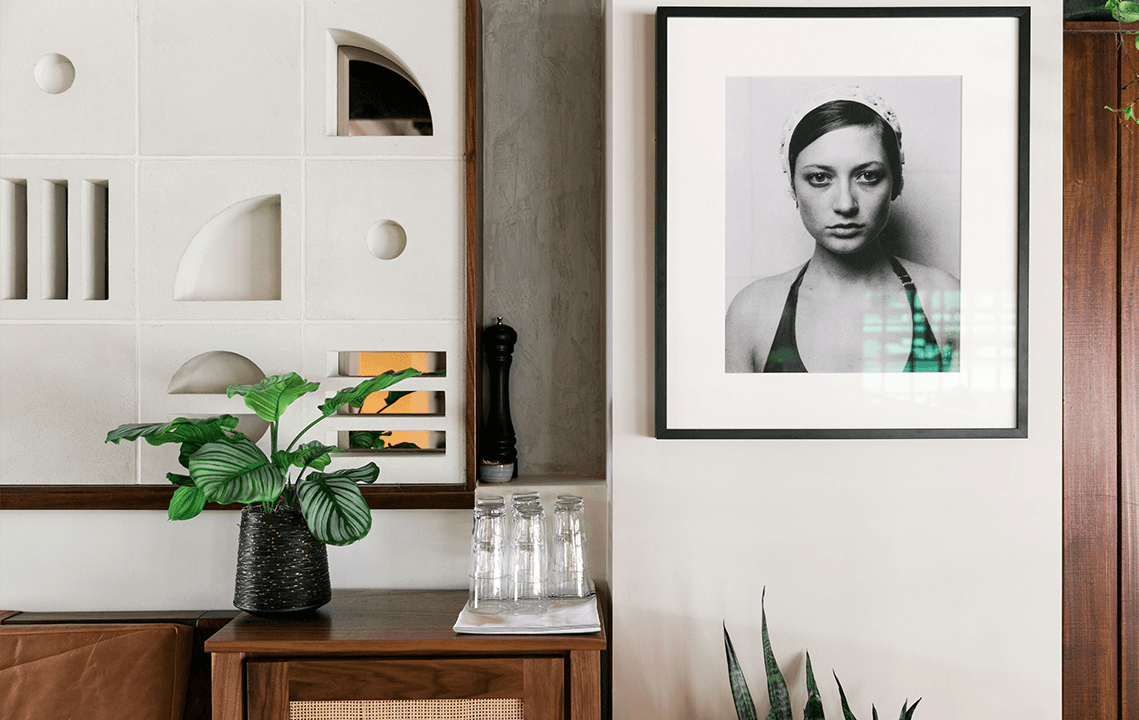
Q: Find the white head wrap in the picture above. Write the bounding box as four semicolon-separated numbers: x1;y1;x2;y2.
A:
778;85;905;195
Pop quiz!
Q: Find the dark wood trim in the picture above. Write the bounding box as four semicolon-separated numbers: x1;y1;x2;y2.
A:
0;485;474;511
1120;36;1139;720
0;486;235;511
465;0;483;495
1062;24;1130;720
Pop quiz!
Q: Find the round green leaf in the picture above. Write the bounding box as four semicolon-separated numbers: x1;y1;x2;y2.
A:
296;464;379;545
189;437;284;505
227;373;319;423
168;485;207;520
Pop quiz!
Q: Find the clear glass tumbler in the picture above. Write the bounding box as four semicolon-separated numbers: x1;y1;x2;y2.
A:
510;502;549;614
469;495;509;614
549;495;594;601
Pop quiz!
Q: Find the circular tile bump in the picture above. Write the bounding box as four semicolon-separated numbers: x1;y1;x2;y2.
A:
366;219;407;260
35;53;76;94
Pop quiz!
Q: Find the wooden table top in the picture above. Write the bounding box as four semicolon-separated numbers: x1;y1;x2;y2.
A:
205;588;607;656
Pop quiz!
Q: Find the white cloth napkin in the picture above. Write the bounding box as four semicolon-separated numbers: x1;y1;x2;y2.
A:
453;597;601;634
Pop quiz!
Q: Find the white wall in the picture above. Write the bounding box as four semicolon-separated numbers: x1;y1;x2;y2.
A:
607;2;1062;719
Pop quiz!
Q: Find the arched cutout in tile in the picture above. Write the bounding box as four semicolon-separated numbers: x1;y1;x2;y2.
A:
168;350;269;442
168;350;266;394
174;195;281;301
327;29;432;137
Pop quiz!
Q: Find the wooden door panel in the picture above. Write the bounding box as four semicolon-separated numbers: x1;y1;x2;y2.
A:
523;657;564;720
1063;29;1121;720
247;661;288;720
286;657;526;701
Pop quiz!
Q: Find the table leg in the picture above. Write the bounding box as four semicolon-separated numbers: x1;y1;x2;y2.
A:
212;652;246;720
569;650;601;720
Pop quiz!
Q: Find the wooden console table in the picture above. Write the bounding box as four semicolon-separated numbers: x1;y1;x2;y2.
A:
205;589;607;720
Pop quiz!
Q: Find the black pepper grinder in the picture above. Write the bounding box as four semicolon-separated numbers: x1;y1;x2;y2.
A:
480;317;518;482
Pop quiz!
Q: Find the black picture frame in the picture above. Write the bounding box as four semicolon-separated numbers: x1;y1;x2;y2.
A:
655;6;1030;439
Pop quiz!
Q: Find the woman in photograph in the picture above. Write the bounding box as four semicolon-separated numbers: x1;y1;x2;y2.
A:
725;86;960;373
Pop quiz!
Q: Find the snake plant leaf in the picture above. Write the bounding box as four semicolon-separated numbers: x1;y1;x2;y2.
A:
872;707;878;720
318;368;423;417
295;464;380;545
724;624;758;720
804;652;825;720
189;437;284;505
835;673;858;720
227;373;319;423
760;589;792;720
106;415;239;446
271;441;337;471
899;699;921;720
168;484;207;520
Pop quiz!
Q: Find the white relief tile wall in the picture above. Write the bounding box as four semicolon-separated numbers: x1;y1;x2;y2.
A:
0;324;138;484
0;158;135;321
304;159;465;322
138;0;305;156
138;159;304;322
0;0;137;155
137;323;305;485
301;323;466;484
304;0;466;158
0;0;469;488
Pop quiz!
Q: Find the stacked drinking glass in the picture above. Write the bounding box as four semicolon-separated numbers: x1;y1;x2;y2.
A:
468;492;594;615
468;494;509;613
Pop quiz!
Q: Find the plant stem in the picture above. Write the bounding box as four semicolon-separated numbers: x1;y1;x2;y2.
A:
286;413;329;454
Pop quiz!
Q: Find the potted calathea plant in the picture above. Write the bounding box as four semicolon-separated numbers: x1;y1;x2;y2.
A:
107;369;421;616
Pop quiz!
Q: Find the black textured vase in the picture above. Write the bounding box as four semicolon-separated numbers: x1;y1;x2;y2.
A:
234;502;332;617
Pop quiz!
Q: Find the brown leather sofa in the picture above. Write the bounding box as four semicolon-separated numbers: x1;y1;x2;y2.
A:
0;610;237;720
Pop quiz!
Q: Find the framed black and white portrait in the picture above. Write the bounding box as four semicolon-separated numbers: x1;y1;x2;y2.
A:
655;7;1030;439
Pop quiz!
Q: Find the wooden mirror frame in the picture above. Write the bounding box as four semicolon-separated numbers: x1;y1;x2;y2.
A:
0;0;480;512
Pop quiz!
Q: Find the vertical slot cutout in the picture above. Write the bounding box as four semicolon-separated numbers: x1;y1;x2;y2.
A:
337;351;446;377
41;180;68;299
1;179;28;299
81;181;108;300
